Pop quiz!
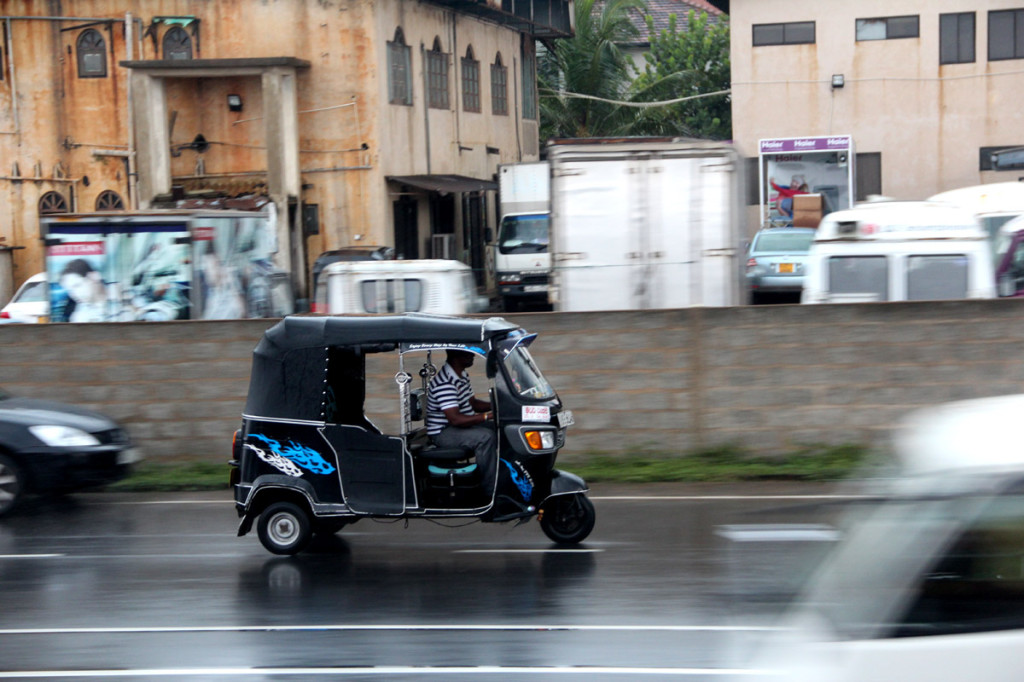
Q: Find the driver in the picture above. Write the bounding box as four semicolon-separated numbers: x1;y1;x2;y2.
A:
426;349;496;494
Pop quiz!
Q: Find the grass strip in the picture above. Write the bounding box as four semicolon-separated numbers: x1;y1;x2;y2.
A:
106;443;876;492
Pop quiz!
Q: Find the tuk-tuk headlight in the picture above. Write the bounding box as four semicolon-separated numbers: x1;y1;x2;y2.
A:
524;430;556;450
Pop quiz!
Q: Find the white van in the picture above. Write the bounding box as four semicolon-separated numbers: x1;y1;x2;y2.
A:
801;201;996;304
929;182;1024;251
749;393;1024;682
316;259;489;315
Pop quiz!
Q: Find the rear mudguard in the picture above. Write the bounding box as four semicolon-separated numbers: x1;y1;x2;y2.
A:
235;475;318;537
540;469;588;505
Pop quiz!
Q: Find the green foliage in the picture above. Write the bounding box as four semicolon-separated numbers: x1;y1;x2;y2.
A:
539;0;648;139
630;10;731;139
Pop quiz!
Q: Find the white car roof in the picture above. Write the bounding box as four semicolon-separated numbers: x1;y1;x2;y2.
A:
895;394;1024;476
929;182;1024;216
815;201;985;241
323;259;471;275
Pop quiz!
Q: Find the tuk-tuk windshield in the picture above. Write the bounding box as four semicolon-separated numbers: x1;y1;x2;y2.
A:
502;345;555;400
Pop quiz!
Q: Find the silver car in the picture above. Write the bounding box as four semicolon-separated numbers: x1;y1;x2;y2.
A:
745;228;816;304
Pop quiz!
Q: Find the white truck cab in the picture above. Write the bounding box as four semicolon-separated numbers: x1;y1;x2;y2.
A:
317;259;489;315
801;201;996;303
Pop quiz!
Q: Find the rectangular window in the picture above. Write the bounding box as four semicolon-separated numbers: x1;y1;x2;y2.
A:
906;254;970;301
491;62;508;115
856;16;919;41
387;41;412;105
462;57;480;113
427;50;449;109
828;256;889;301
989;9;1024;61
980;145;1024;171
752;21;815;46
522;49;537;120
360;279;423;313
940;12;976;64
855;152;883;201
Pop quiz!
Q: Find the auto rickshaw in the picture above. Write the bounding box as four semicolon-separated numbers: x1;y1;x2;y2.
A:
230;313;595;555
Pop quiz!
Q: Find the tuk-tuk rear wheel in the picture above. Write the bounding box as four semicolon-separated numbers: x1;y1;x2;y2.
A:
257;501;312;555
540;494;596;544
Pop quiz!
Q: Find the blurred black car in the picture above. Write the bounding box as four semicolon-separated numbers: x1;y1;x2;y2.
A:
0;388;140;515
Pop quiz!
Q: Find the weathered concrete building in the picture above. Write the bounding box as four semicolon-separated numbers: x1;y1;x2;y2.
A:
723;0;1024;233
0;0;571;298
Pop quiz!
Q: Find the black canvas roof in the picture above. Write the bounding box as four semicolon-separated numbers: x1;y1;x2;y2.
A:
244;314;521;421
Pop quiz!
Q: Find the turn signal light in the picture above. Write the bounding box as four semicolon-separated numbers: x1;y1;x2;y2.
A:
524;430;555;450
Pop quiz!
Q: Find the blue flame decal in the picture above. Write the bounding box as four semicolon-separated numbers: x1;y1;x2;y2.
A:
250;434;336;475
502;459;533;501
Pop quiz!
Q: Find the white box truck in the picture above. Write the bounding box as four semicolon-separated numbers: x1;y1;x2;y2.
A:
494;162;551;312
546;138;744;311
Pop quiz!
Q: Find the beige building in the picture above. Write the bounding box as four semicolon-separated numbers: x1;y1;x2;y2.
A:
0;0;571;299
724;0;1024;233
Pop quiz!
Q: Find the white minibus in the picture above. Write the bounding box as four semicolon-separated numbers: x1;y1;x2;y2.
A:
801;201;996;304
316;259;489;315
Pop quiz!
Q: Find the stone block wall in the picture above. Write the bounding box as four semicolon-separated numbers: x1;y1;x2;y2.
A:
4;300;1024;464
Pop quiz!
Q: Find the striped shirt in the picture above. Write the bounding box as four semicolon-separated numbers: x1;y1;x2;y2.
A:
426;363;475;436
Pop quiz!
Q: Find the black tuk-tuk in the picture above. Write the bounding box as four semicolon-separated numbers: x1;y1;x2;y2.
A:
230;314;595;555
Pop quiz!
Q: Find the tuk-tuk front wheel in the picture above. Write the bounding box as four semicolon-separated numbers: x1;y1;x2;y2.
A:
540;494;595;544
257;501;312;555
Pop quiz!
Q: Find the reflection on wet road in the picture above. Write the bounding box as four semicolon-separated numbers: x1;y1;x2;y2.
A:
0;482;852;680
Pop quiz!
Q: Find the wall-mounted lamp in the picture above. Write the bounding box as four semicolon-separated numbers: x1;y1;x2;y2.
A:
831;74;845;89
227;94;243;112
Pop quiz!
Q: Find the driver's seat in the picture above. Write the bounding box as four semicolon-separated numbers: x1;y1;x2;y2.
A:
416;444;480;507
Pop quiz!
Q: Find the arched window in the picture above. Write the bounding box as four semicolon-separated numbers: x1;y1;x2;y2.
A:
39;191;69;214
491;53;508;116
76;29;107;78
163;26;193;60
387;28;412;105
95;190;125;211
427;37;449;109
461;46;480;113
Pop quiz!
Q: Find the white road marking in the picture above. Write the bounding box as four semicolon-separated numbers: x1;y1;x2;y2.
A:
593;494;869;501
454;548;604;554
90;493;869;506
0;623;780;635
0;554;63;559
0;665;771;678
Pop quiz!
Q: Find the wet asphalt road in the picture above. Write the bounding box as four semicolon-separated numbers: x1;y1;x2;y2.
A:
0;482;854;681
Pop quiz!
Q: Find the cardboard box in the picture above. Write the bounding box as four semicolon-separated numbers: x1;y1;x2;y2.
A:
792;193;823;228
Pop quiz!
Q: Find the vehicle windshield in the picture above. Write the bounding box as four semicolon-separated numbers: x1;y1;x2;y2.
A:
753;231;815;253
502;346;556;400
498;215;549;255
802;473;1024;641
14;279;48;303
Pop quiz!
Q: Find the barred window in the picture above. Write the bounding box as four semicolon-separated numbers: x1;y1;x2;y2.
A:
521;43;537;120
461;47;480;113
491;54;508;116
427;37;449;109
387;28;412;105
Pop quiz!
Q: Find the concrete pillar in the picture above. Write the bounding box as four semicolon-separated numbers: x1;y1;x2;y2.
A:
262;69;303;294
129;72;171;207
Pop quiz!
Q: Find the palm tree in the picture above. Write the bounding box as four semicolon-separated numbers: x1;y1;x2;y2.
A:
538;0;648;140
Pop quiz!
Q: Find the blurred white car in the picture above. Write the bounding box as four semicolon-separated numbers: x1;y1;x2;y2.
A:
0;272;48;323
749;394;1024;682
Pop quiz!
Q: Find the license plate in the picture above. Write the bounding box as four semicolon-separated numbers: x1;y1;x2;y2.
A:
778;263;794;274
557;410;575;428
523;284;548;293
